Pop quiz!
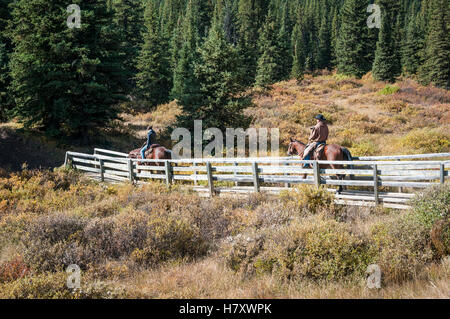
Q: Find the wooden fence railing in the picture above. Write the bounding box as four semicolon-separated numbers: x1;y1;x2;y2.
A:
65;150;449;210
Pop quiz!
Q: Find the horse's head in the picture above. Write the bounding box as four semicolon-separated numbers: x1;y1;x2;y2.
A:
287;138;306;156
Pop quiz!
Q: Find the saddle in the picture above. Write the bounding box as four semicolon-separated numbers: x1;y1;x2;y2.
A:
145;144;161;156
313;143;326;160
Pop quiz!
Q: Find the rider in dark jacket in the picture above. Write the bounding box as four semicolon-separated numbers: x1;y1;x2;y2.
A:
141;126;156;159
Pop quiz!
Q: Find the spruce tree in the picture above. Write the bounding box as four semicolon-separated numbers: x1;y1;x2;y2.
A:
9;0;127;138
277;2;292;80
0;0;12;122
372;1;401;82
317;14;332;70
419;0;450;88
171;0;202;107
336;0;372;78
111;0;145;89
255;1;281;88
291;20;306;83
237;0;269;85
402;15;424;75
176;16;251;133
135;0;171;107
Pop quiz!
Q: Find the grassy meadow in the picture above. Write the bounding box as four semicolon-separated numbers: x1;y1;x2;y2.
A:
0;73;449;298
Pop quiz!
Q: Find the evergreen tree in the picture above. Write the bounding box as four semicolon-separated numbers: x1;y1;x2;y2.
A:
0;0;12;122
336;0;372;78
111;0;145;89
418;0;450;88
291;20;306;83
8;0;127;138
135;0;171;107
255;1;282;87
171;0;202;107
402;14;424;75
277;1;292;80
372;1;401;82
237;0;269;85
317;14;332;70
176;16;250;134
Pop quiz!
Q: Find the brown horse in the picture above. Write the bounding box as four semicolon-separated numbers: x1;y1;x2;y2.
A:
128;144;172;169
287;138;353;193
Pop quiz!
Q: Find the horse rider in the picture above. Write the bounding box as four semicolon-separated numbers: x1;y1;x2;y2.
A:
141;126;156;159
302;114;329;167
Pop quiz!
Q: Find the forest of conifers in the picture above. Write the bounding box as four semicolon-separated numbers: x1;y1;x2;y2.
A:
0;0;448;137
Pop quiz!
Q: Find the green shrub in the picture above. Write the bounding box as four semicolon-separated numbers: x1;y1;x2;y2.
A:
369;212;434;284
378;85;400;95
350;140;379;156
225;216;373;281
411;184;450;228
280;185;335;215
399;128;450;153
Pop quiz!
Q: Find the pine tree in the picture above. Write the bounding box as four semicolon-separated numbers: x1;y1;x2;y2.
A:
402;15;424;75
0;0;12;122
418;0;450;88
277;1;292;80
0;40;8;122
111;0;145;89
317;14;332;70
9;0;127;138
291;20;306;83
176;16;251;134
171;0;202;107
255;1;281;87
135;0;171;108
372;1;401;82
237;0;269;85
330;6;340;67
336;0;372;78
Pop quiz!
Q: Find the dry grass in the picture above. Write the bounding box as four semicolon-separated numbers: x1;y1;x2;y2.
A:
0;169;448;299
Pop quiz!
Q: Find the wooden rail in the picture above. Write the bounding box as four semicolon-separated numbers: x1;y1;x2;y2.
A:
65;150;449;210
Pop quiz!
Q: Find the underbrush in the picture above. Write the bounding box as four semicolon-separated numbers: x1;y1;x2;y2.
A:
0;168;448;298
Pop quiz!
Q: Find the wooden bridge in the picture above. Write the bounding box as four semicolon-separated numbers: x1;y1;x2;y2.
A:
65;149;450;210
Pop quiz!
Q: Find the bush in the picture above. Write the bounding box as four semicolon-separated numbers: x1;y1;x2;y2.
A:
378;85;400;95
0;272;126;299
411;184;450;228
130;214;208;266
0;256;30;283
280;185;335;215
369;212;434;284
399;128;450;153
225;216;373;281
350;140;379;156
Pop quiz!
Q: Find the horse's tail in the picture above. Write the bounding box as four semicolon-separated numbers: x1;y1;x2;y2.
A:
342;147;354;180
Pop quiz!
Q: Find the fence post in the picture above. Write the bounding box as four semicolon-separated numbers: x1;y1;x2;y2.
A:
64;153;69;167
234;162;239;187
206;162;215;197
252;162;260;193
373;164;379;206
313;161;320;188
165;161;172;186
440;163;445;184
193;162;198;186
397;159;403;192
99;159;104;182
285;162;290;188
128;159;134;183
